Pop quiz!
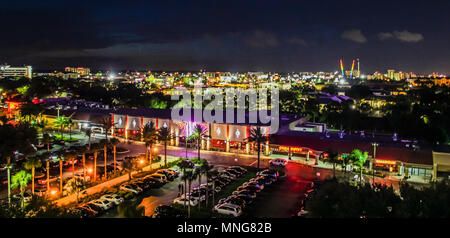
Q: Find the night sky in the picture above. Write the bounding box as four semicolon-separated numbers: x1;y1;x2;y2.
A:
2;0;450;74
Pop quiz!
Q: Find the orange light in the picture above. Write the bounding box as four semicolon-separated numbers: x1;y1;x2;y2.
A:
374;159;396;165
50;190;57;195
139;160;144;164
88;168;93;173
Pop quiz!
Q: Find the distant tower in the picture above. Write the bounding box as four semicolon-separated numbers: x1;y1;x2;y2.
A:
357;58;360;76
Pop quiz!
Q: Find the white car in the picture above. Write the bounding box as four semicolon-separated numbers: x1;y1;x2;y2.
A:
149;173;167;183
213;203;242;217
100;194;124;205
270;159;287;167
173;196;198;206
91;199;114;210
120;183;143;194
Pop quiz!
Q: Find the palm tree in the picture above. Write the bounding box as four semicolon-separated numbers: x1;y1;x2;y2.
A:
100;139;110;180
209;170;219;208
110;138;120;173
142;122;157;169
42;133;51;152
178;159;195;208
350;149;369;185
67;117;74;140
247;126;267;169
90;143;101;182
63;177;86;204
190;124;207;160
182;169;197;218
11;170;32;208
53;116;68;139
325;148;340;178
84;129;92;149
158;127;170;167
122;157;134;181
197;159;212;209
24;156;42;195
100;116;114;140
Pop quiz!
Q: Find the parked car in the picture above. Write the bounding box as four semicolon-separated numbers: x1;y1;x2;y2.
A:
133;180;152;190
91;199;114;210
243;181;264;190
237;184;261;193
148;173;167;183
120;183;143;194
255;175;276;185
270;159;287;167
232;189;257;199
153;205;185;218
201;183;221;193
220;171;236;180
173;196;199;206
213;180;227;189
217;177;232;185
225;168;243;177
100;194;124;205
156;169;176;181
37;175;60;185
142;177;164;188
80;203;104;215
186;190;206;202
218;196;246;208
168;168;181;177
256;169;279;178
228;166;247;174
213;203;242;217
234;194;254;205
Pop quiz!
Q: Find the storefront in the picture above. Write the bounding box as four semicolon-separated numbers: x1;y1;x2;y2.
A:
373;159;397;172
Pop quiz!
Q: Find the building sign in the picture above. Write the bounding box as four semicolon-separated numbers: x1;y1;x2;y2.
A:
114;115;125;129
211;123;227;140
374;159;396;166
229;125;247;142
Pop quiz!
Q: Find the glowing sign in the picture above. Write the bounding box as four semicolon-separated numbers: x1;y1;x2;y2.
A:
374;159;396;165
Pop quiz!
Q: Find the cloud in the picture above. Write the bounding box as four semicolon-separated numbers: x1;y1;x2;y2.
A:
378;30;424;43
244;30;278;48
287;37;307;46
341;29;367;43
393;30;424;43
378;32;394;41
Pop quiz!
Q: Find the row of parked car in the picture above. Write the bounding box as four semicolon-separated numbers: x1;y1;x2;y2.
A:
73;194;125;218
120;168;180;194
72;168;181;218
212;169;280;217
172;166;248;207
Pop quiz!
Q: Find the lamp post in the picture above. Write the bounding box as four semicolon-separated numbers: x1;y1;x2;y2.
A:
372;142;379;184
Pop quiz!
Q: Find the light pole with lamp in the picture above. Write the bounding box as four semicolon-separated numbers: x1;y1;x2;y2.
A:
372;142;379;184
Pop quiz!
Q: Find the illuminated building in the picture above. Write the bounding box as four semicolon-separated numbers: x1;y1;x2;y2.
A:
65;67;91;76
0;65;32;79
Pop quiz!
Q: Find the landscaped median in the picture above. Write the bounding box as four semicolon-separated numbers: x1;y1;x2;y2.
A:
54;156;182;207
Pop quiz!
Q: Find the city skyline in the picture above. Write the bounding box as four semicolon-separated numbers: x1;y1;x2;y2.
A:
1;1;450;73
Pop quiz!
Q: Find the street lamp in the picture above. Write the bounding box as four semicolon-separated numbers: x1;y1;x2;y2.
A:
372;142;379;184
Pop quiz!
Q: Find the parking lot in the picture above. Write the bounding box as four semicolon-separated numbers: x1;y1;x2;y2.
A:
95;160;325;218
